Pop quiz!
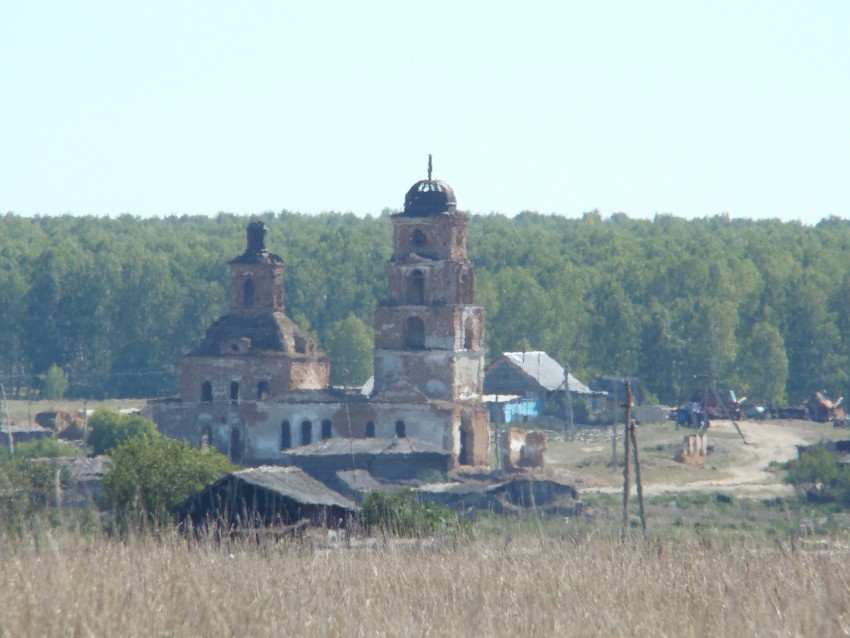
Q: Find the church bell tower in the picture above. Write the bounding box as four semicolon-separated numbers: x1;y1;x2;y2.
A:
372;159;486;401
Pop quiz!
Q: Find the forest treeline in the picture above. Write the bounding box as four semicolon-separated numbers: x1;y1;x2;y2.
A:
1;210;850;407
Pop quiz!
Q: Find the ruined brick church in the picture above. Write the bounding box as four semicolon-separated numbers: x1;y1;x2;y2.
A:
147;173;490;475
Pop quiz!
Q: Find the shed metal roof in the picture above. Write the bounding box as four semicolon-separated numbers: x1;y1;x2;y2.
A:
501;352;593;394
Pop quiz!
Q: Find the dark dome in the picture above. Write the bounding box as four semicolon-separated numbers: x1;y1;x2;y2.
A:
403;180;457;216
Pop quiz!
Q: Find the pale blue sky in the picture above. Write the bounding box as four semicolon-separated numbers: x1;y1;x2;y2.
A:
2;1;848;223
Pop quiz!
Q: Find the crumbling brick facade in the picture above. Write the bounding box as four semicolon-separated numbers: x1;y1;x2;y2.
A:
147;176;491;470
499;427;547;470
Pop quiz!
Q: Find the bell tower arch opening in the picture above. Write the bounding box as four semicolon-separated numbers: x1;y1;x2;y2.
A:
407;270;425;305
405;316;425;349
244;279;255;307
411;228;427;250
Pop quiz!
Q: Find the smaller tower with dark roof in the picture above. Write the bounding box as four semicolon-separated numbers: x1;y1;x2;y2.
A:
177;222;330;408
228;221;285;315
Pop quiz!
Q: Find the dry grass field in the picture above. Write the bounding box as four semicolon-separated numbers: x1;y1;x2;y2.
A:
4;405;850;635
1;529;849;637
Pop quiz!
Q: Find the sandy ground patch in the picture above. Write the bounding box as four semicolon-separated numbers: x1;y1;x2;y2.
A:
572;419;843;498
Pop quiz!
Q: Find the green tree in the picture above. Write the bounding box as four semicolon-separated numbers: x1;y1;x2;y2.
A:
783;446;850;503
324;314;374;386
738;322;788;407
783;276;845;402
43;364;68;403
587;278;639;376
100;437;235;527
786;446;839;487
5;207;850;404
88;409;160;456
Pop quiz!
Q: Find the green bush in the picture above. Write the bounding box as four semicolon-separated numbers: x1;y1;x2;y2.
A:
784;446;850;504
785;446;838;486
360;490;468;537
100;437;235;529
0;456;60;532
88;409;159;455
10;438;78;459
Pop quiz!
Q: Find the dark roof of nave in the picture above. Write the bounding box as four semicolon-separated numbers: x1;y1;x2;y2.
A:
284;437;449;457
189;312;319;357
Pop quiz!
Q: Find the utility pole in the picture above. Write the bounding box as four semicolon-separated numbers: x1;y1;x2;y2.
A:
494;394;501;470
563;360;574;439
621;381;648;541
1;383;13;456
610;424;618;468
629;417;648;540
82;399;89;453
621;383;631;542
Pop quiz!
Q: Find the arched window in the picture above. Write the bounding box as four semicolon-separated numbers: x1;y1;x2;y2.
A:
395;420;406;437
257;380;270;400
464;317;475;351
406;270;425;305
321;419;332;440
405;316;425;349
230;428;242;463
230;381;239;405
244;279;255;307
201;381;213;403
365;421;375;438
411;229;427;249
301;420;312;446
280;420;291;450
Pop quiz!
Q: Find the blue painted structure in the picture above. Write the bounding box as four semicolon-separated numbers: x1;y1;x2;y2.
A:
502;399;545;424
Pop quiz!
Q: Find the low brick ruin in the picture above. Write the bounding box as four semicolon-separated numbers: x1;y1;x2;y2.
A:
499;426;547;470
675;431;708;467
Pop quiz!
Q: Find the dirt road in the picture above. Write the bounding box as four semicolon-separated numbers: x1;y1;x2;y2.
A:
583;419;833;498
